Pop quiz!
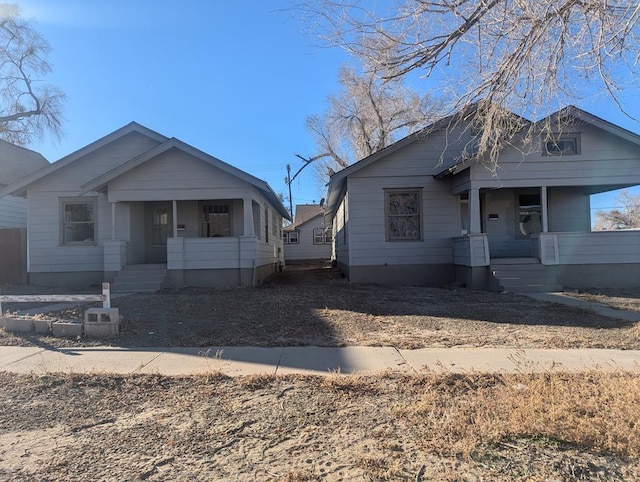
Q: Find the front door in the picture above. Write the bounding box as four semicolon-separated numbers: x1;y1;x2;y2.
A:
145;202;172;263
484;189;540;258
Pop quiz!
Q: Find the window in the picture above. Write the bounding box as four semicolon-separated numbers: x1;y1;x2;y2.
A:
544;135;580;156
313;228;324;244
313;227;332;244
265;207;269;243
202;203;230;237
385;189;422;241
324;226;333;244
286;231;299;244
517;193;541;237
61;198;97;245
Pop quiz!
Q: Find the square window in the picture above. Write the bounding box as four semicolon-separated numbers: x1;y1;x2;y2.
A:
288;231;299;244
385;189;422;241
61;198;97;245
202;203;230;237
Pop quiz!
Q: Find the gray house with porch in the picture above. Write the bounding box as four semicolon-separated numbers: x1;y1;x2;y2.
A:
326;106;640;292
0;122;290;290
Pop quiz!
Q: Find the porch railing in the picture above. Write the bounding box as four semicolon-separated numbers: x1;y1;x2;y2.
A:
453;234;490;267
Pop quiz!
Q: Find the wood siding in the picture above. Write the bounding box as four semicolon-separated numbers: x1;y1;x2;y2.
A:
556;231;640;264
0;195;27;227
347;139;460;267
26;132;163;274
108;149;249;202
284;215;331;261
469;124;640;189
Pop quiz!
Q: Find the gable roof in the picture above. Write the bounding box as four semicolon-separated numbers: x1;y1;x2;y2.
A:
285;204;325;230
0;140;49;187
325;109;470;216
543;105;640;146
433;105;640;179
79;136;291;220
0;122;167;197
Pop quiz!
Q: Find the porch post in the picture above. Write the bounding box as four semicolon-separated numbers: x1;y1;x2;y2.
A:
172;200;178;238
243;197;255;236
541;186;549;233
468;188;481;234
111;202;116;240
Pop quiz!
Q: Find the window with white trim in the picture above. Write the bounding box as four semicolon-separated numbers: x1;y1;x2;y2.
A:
313;227;332;244
385;189;422;241
285;231;299;244
61;198;97;246
201;203;231;237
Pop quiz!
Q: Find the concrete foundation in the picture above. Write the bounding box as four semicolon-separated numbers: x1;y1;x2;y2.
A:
85;308;119;323
84;321;119;338
84;308;119;338
1;317;33;332
52;322;83;338
29;271;104;289
454;265;490;290
33;319;51;334
345;263;456;287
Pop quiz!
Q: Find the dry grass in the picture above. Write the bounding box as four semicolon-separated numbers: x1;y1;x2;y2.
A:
1;370;638;481
2;265;640;350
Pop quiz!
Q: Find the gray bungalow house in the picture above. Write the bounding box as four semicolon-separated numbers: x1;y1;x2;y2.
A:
0;122;290;289
283;204;332;263
326;106;640;292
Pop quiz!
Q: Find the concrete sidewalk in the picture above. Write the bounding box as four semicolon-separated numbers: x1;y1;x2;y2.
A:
1;345;638;376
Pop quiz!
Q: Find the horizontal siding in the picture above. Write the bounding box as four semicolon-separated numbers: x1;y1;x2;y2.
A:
346;176;459;267
109;150;247;202
557;231;640;264
0;196;27;227
181;238;241;269
471;124;640;187
29;132;163;193
284;217;331;261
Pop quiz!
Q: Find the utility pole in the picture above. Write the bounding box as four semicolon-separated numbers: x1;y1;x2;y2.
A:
286;164;293;217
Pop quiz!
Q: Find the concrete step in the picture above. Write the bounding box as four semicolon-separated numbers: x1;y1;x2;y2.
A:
111;264;167;293
491;257;539;265
500;283;563;293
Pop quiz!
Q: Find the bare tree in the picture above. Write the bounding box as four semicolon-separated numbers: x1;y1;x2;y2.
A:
297;0;640;171
298;64;440;182
0;4;64;145
594;190;640;230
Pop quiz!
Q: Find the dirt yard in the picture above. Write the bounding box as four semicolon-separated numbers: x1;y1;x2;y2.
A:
2;266;640;481
1;370;639;481
1;264;639;349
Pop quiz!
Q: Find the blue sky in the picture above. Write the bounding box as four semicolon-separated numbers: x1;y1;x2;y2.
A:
18;0;640;217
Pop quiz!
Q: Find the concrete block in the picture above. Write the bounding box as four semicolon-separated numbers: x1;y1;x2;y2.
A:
52;322;83;338
84;321;119;338
85;308;119;323
33;319;51;334
1;317;33;333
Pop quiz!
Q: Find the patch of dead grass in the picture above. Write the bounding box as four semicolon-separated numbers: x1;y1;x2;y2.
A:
0;371;638;480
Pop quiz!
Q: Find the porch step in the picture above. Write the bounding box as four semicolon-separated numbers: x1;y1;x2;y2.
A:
490;258;562;293
111;264;167;293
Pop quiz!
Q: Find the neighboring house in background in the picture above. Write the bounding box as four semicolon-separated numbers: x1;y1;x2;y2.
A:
283;204;331;263
326;105;640;292
0;140;49;227
0;122;290;289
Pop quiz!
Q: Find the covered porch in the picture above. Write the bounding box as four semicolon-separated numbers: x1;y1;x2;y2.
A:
103;196;282;288
453;185;640;291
